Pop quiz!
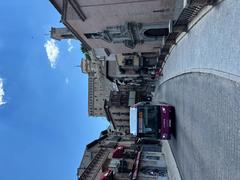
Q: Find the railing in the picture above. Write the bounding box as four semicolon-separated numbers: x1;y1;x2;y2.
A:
131;151;142;180
78;148;109;180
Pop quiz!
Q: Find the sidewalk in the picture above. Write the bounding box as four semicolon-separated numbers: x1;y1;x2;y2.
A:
162;140;182;180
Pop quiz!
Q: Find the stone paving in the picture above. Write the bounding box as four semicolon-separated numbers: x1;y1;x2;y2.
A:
155;73;240;180
154;0;240;179
160;0;240;84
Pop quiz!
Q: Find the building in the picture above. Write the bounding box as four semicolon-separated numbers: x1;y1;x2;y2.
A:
103;89;152;132
49;0;179;57
49;0;177;117
135;138;169;180
77;129;169;180
104;91;130;133
50;27;75;40
77;130;137;180
81;50;116;117
106;53;160;87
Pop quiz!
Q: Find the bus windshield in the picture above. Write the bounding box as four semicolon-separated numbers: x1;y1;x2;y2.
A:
138;106;159;136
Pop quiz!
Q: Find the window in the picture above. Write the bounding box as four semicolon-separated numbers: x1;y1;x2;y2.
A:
142;145;161;152
146;156;160;160
140;166;167;177
124;58;133;66
84;33;102;39
138;106;159;136
61;34;74;39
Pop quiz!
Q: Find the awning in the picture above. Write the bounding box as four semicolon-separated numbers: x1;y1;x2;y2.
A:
132;151;141;180
112;146;124;158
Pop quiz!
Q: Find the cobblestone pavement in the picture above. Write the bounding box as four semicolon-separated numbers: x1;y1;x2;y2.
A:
155;72;240;180
153;0;240;179
160;0;240;83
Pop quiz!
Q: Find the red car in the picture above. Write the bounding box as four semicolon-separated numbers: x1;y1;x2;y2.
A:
130;102;174;140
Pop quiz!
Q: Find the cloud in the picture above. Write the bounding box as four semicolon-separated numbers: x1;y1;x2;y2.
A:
44;39;59;68
67;39;73;52
0;78;6;106
65;78;69;85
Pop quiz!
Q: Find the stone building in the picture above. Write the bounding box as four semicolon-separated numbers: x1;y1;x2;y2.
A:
77;130;137;180
77;130;169;180
136;139;168;180
50;27;75;40
81;51;116;116
49;0;178;56
106;53;159;87
104;91;131;133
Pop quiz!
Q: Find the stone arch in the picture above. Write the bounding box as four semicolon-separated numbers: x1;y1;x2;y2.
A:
143;28;169;37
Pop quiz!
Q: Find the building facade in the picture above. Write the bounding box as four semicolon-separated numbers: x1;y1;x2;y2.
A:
77;130;169;180
81;51;116;116
77;130;137;180
50;0;177;55
50;27;75;40
105;53;160;90
137;141;168;180
104;90;130;133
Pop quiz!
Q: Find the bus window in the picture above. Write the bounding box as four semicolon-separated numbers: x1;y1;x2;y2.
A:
130;102;174;140
138;106;159;137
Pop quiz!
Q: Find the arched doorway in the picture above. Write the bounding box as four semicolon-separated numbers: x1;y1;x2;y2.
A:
144;28;169;37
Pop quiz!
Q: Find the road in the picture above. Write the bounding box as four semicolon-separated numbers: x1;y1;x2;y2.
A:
154;0;240;179
160;0;240;83
155;72;240;180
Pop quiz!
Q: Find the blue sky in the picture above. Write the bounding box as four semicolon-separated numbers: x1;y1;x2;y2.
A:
0;1;109;180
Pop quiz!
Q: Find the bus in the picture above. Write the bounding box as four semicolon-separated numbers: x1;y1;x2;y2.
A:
130;102;174;140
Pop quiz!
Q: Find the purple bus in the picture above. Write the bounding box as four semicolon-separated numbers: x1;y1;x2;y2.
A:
130;102;174;140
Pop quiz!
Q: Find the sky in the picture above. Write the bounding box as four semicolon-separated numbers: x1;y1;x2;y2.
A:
0;1;109;180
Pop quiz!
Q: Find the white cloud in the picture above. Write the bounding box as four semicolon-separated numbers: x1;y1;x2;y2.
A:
0;78;6;106
67;39;73;52
44;39;59;68
65;78;69;85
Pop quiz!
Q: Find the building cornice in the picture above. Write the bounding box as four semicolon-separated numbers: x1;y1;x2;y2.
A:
86;134;108;149
68;0;87;21
49;0;62;14
61;0;91;50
